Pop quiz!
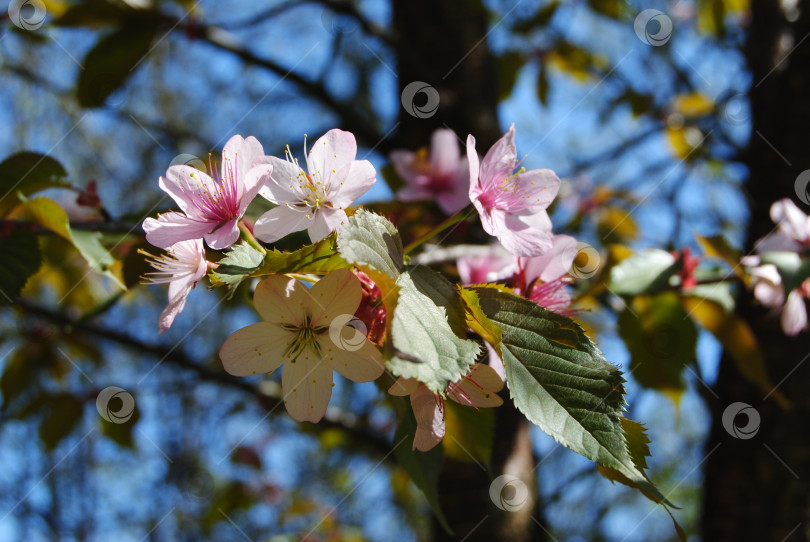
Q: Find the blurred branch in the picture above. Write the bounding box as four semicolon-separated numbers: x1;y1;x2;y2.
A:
13;299;394;460
195;23;385;148
0;220;141;234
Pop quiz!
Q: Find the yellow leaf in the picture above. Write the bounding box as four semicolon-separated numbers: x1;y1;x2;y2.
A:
682;296;791;409
672;92;714;117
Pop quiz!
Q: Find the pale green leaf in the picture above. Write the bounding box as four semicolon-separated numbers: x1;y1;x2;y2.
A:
337;209;403;278
609;249;679;296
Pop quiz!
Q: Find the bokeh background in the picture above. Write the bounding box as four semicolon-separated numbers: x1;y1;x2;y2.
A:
1;0;807;540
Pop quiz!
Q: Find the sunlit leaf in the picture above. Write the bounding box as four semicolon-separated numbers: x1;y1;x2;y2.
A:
443;401;495;466
608;249;679;296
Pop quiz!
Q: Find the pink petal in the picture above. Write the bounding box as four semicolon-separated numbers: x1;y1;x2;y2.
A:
478;124;517;192
204;219;240;250
162;166;218;215
389;150;418;186
781;290;808;336
487;209;554;257
221;135;265;199
771;198;810;244
466;134;481;200
485;342;506;381
143;212;213;249
307;207;348;242
282;355;333;423
259;156;308;203
239;163;273;214
253;205;315;243
219;322;292;376
307;129;357;195
430;128;461;175
451;363;504;407
410;385;445;451
329;160;376;208
158;280;194;333
519;234;578;285
514;168;561;211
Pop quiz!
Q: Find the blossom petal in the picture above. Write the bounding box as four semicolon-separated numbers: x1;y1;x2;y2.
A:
222;135;264;198
159;280;194;333
329;160;376;208
450;363;504;408
219;322;293;376
307;207;348;242
390;150;418;186
436;175;471;215
410;385;445;451
305;268;362;328
143;212;213;249
771;198;810;244
478;124;517;192
389;377;420;396
467;134;481;199
162;166;218;214
484;342;506;381
253;205;315;243
282;355;333;423
307;129;357;195
259;156;308;203
514;168;561;211
323;337;384;382
519;234;578;285
253;275;307;326
487;209;554;257
239;163;273;214
430;128;461;174
204;218;240;250
781;290;808;336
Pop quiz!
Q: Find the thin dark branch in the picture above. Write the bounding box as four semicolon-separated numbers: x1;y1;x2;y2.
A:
13;299;394;460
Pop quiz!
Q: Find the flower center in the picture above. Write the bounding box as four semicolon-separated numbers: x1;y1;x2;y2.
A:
181;156;242;223
284;135;331;211
281;314;328;362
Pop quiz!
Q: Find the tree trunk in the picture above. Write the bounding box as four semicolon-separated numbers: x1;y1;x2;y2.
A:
392;1;545;540
701;1;810;540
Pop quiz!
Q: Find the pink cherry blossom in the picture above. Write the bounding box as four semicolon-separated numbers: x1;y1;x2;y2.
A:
142;238;208;333
390;128;470;214
389;364;503;451
457;244;515;285
254;129;376;244
219;269;385;423
743;198;810;336
143;135;271;250
467;124;561;257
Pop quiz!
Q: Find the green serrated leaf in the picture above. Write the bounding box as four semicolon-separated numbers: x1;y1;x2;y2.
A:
388;268;480;394
257;234;348;275
337;209;404;278
473;286;669;504
209;242;265;291
0;152;69;217
609;249;680;296
393;398;451;534
458;286;502;354
77;20;161;108
617;292;697;394
0;229;42;301
23;197;124;289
